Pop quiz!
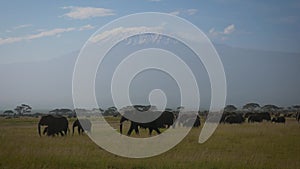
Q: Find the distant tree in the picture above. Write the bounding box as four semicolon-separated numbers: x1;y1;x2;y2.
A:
3;110;15;116
292;105;300;110
165;108;173;112
224;105;237;112
261;104;279;112
14;104;32;116
49;108;73;115
103;107;118;116
242;103;260;112
177;106;184;111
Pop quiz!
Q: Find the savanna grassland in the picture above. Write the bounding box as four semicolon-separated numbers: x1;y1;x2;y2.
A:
0;117;299;169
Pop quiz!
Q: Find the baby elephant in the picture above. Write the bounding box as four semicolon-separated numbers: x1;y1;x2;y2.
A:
72;119;92;135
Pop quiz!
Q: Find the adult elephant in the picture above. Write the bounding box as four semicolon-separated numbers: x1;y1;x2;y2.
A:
72;119;92;135
248;112;271;123
296;112;300;123
38;115;69;136
248;115;263;123
224;114;244;124
259;112;271;121
120;111;175;136
272;116;286;123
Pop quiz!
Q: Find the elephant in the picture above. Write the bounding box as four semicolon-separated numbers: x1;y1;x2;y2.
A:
259;112;271;121
38;115;69;136
272;116;286;123
224;113;244;124
120;111;175;136
296;112;300;123
72;119;92;135
193;115;201;127
248;115;263;123
219;112;236;123
248;112;271;123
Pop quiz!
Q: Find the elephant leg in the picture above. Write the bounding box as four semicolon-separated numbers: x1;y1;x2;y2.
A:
149;128;153;136
59;131;64;136
78;127;81;135
154;128;161;135
134;124;139;135
127;124;135;136
43;127;48;135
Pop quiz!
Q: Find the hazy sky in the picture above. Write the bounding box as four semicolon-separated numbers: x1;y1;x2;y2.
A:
0;0;299;110
1;0;300;63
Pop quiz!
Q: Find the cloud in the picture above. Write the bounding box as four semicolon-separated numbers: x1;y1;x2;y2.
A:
90;26;164;44
26;28;75;40
13;24;32;30
62;6;115;19
4;24;33;34
187;9;198;15
79;24;95;31
224;24;235;34
209;24;235;40
0;37;24;45
169;9;198;16
0;25;93;45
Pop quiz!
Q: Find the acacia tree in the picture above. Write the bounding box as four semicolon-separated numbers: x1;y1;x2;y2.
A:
103;107;118;116
49;108;73;115
242;103;260;112
292;105;300;110
224;105;237;112
14;104;32;116
3;110;15;116
261;104;279;113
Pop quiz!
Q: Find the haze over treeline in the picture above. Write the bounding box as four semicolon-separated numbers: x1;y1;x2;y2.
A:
0;44;299;110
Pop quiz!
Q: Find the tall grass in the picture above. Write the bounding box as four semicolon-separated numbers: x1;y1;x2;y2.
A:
0;117;299;169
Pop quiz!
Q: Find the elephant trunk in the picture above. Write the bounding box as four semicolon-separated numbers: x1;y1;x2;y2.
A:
38;123;41;136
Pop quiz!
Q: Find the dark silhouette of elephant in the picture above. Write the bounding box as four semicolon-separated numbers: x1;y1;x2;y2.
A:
38;115;69;136
296;112;300;123
224;114;244;124
120;111;175;136
193;115;201;127
248;115;263;123
248;112;271;123
72;119;92;135
272;116;286;123
220;112;236;123
259;112;271;121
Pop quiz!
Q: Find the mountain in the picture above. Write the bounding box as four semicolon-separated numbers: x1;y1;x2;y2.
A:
0;44;299;110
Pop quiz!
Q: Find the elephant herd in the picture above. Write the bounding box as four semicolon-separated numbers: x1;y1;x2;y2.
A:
38;115;91;137
220;112;288;124
120;111;201;136
38;110;297;137
38;111;201;137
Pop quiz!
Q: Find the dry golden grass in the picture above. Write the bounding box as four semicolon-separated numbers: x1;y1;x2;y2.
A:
0;117;299;169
